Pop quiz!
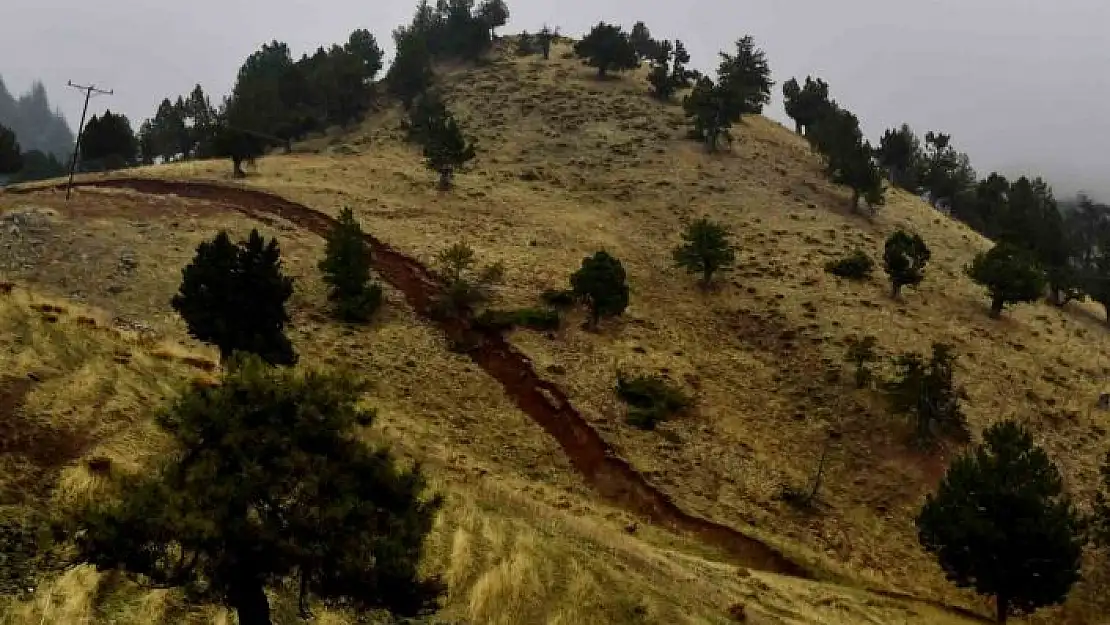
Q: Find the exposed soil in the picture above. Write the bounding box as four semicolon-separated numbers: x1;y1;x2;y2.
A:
6;179;992;622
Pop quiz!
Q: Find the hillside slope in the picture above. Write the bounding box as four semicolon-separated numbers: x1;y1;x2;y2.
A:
4;39;1109;623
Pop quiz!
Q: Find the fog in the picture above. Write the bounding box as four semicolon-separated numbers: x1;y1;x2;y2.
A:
3;0;1107;198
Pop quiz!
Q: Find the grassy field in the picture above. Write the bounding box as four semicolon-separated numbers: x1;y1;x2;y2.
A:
3;39;1109;623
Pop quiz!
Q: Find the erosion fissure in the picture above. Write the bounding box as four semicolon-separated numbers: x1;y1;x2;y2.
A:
7;179;993;621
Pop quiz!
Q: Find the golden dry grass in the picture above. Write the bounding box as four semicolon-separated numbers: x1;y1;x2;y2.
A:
2;39;1098;623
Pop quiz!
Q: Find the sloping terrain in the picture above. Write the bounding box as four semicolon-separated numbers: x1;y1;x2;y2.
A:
3;39;1109;623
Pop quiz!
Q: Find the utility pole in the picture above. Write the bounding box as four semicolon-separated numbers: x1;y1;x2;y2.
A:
65;80;113;201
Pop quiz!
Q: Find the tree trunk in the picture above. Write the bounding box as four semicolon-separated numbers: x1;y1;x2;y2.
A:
806;441;830;503
587;307;600;331
794;121;802;135
229;579;272;625
701;266;713;288
990;297;1004;319
438;169;452;191
597;65;607;79
232;157;246;179
891;283;902;299
995;595;1008;624
850;189;860;212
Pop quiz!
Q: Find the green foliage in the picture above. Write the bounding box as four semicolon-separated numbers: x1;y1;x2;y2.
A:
516;31;537;56
1075;196;1110;323
920;131;976;210
475;307;561;333
319;207;383;323
782;76;831;135
80;110;137;169
571;251;630;329
876;124;922;192
0;508;60;597
715;36;773;116
476;0;510;36
171;230;296;365
647;40;695;101
422;112;476;189
9;149;65;183
69;358;444;625
0;124;22;174
0;81;74;161
885;343;968;445
845;335;878;389
967;243;1046;318
388;26;436;108
540;288;576;309
683;77;732;151
434;241;504;317
883;230;931;297
616;373;689;430
917;421;1083;623
825;249;874;280
574;22;640;78
836;141;886;214
405;90;448;144
672;218;737;286
806;103;885;211
629;21;663;60
210;125;268;178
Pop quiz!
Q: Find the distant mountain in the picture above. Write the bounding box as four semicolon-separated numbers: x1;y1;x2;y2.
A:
0;76;75;160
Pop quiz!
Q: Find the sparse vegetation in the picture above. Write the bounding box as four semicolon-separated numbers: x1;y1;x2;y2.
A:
434;242;504;318
673;218;736;287
616;373;689;430
536;25;559;60
885;343;968;446
647;40;695;101
825;249;874;280
574;22;640;79
968;243;1046;318
570;251;630;329
475;307;561;333
845;335;878;389
319;207;383;323
171;229;296;365
68;356;444;625
883;230;931;297
917;421;1083;624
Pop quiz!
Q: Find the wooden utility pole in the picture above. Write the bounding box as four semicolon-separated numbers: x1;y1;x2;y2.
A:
65;80;114;201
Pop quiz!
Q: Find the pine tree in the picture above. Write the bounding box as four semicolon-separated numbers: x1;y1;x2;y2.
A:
423;113;476;190
211;125;267;178
171;230;296;365
917;421;1083;623
433;241;504;317
629;21;661;60
836;141;886;214
967;243;1046;318
0;124;21;174
886;343;968;445
782;76;831;135
405;90;448;145
574;22;639;79
80;110;137;169
683;77;732;152
70;357;444;625
672;218;736;287
715;36;773;116
876;124;922;192
571;251;630;329
883;230;931;298
319;207;383;322
476;0;509;37
647;40;694;101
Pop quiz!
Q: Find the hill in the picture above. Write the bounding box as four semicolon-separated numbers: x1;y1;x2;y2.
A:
0;78;74;161
3;39;1109;624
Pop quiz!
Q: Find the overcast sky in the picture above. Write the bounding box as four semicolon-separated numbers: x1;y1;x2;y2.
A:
3;0;1108;198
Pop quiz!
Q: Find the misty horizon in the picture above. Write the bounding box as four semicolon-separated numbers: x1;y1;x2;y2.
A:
3;0;1108;200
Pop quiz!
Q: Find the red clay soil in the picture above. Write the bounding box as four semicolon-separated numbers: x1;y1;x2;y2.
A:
7;179;991;622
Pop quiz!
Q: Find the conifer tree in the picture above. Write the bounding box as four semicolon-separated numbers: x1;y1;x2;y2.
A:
673;218;736;286
782;76;830;135
574;22;639;78
0;124;21;175
71;358;444;625
967;243;1046;318
571;251;630;329
172;230;296;365
917;421;1083;623
422;113;476;190
319;207;383;322
883;230;931;298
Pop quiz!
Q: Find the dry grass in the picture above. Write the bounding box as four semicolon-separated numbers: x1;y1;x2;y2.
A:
2;40;1093;623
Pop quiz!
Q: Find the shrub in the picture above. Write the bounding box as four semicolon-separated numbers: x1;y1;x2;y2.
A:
616;373;689;430
825;250;874;280
434;242;504;318
540;288;576;309
884;230;931;297
673;218;737;286
474;307;561;333
845;335;878;388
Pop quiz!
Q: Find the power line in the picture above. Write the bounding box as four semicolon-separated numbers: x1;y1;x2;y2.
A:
65;80;114;201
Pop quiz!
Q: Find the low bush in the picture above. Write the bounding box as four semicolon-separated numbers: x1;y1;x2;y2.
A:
540;288;576;309
475;307;561;333
825;250;874;280
616;373;689;430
